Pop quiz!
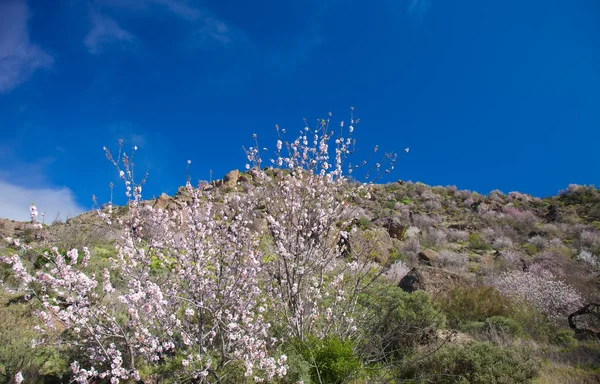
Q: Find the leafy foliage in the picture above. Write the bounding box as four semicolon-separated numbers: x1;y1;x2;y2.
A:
399;342;540;384
358;283;445;362
439;286;513;328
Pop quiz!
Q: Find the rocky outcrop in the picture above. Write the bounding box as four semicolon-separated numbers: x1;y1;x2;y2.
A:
348;227;394;264
374;216;406;239
399;266;472;296
223;170;240;188
418;249;439;267
153;193;184;211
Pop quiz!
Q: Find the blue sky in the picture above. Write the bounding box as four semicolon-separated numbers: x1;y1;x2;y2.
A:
1;0;599;221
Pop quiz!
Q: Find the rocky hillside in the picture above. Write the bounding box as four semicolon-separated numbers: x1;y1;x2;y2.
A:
1;170;600;383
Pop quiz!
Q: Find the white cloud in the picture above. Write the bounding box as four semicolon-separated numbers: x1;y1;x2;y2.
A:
407;0;432;18
195;17;233;44
98;0;200;20
0;0;53;94
96;0;236;47
0;180;85;222
84;10;135;55
154;0;201;20
0;143;86;222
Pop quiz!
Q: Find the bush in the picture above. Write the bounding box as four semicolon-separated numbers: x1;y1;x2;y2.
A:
359;283;445;362
439;286;514;328
459;321;486;335
289;336;362;384
551;329;578;348
490;269;584;324
468;233;492;251
0;296;69;384
399;342;540;383
356;217;372;230
484;316;523;338
437;250;468;272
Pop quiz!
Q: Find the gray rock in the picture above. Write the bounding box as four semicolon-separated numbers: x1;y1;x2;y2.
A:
223;169;240;187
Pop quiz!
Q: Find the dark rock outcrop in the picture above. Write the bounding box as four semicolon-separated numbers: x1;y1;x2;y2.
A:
399;266;472;296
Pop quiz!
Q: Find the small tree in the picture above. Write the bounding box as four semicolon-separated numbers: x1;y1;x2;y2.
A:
1;109;399;383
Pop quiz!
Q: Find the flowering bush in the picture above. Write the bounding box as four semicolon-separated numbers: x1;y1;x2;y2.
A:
577;250;599;269
1;110;398;383
490;269;584;324
437;250;468;272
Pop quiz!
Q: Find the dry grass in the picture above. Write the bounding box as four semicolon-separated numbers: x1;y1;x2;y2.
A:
534;362;600;384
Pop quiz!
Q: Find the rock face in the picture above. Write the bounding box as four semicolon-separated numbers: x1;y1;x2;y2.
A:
153;193;183;211
223;170;240;188
348;227;394;264
375;216;406;239
399;266;472;296
418;249;439;267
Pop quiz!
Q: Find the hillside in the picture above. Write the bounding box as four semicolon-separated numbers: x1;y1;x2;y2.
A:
1;169;599;384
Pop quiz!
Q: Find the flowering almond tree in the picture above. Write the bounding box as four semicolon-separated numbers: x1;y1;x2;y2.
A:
1;109;396;383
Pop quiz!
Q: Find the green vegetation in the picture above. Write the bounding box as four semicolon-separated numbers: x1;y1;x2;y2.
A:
1;180;600;383
400;342;540;383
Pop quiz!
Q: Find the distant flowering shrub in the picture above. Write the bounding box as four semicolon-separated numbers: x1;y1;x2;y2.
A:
447;229;469;242
493;236;514;249
528;235;549;251
437;250;468;272
412;214;441;230
579;230;600;250
405;226;421;239
577;250;599;269
422;228;447;248
423;199;442;211
507;191;532;202
490;269;584;324
446;185;458;193
401;237;421;258
455;189;472;200
384;260;411;284
498;249;524;266
489;189;505;202
502;206;539;230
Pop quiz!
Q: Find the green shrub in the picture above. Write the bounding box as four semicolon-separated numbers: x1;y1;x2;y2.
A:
551;329;578;348
360;283;445;362
459;321;486;335
509;303;561;343
468;233;492;251
399;342;540;383
388;248;406;264
440;286;513;328
290;336;362;384
356;217;372;230
0;296;69;384
484;316;523;338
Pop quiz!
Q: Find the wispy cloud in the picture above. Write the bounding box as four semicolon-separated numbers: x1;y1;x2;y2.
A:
97;0;200;20
153;0;201;21
407;0;432;18
0;0;53;94
0;180;84;222
96;0;236;47
0;144;85;222
84;9;135;55
196;17;233;44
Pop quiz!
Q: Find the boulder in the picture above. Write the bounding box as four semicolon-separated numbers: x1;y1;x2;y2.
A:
383;216;406;239
348;227;394;264
418;249;439;267
223;169;240;188
175;186;193;204
399;266;472;296
154;193;183;211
